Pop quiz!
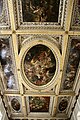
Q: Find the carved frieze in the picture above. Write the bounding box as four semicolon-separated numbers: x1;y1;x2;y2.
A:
17;34;62;54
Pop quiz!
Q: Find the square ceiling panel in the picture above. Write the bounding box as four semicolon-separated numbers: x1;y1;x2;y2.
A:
29;96;50;112
26;96;53;118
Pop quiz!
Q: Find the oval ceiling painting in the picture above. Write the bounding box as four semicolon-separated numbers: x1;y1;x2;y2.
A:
24;44;56;86
0;0;3;15
58;99;68;112
11;98;20;111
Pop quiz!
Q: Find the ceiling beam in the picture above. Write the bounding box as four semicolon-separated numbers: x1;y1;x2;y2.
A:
8;0;16;31
16;30;64;35
0;30;80;36
4;91;75;97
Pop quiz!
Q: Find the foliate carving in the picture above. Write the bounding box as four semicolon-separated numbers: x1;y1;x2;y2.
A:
17;34;62;54
15;0;66;30
0;0;10;29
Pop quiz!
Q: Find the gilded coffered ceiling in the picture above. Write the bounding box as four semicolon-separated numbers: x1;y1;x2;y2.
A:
0;0;80;120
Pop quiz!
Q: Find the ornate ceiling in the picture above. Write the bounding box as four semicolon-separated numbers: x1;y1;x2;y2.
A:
0;0;80;120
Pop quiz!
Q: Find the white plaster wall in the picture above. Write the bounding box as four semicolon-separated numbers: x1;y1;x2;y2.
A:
0;96;8;120
71;96;80;120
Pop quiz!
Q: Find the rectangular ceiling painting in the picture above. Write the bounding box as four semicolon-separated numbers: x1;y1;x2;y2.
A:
22;0;60;22
29;96;50;112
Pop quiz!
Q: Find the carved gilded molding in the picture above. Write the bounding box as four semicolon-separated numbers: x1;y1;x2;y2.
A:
17;34;62;54
71;0;80;30
0;0;10;29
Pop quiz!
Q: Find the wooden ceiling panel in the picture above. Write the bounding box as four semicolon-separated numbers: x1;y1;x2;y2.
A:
0;0;80;120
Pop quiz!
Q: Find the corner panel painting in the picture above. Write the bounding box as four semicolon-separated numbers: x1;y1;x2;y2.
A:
29;96;50;112
22;0;60;22
63;39;80;90
0;38;18;90
24;44;56;86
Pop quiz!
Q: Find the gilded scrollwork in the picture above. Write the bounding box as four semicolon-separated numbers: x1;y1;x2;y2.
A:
17;34;62;54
